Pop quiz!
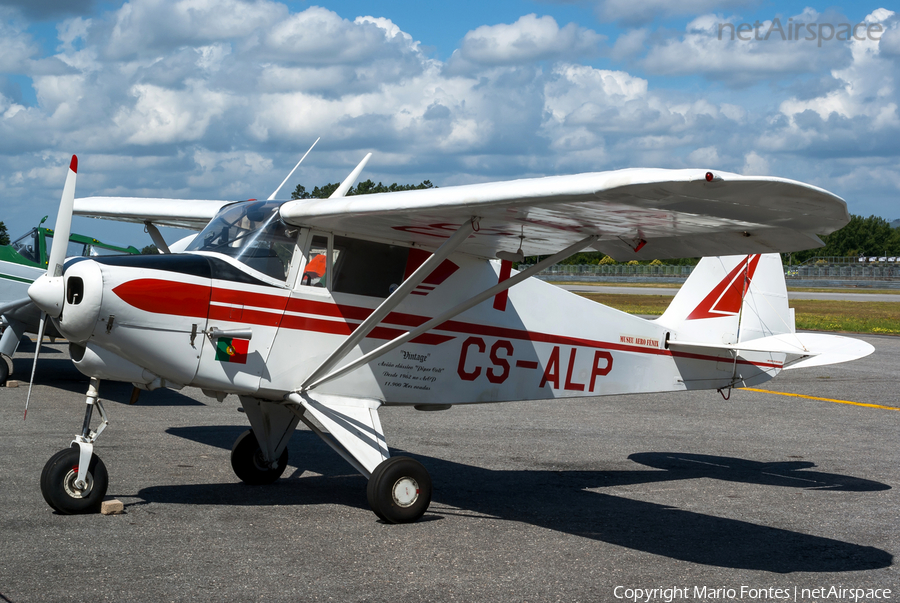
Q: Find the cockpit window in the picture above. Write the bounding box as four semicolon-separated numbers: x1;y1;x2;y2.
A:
186;200;297;281
12;228;40;264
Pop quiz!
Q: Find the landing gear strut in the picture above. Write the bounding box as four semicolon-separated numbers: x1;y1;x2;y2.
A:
40;378;110;514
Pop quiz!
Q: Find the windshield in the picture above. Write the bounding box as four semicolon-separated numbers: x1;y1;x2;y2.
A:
186;200;297;281
11;228;40;264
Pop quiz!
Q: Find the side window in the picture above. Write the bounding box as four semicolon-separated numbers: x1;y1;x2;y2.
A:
331;236;410;298
300;235;331;288
44;235;86;261
67;240;87;258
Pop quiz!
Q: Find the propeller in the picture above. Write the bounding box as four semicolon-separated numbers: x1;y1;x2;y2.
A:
25;154;78;419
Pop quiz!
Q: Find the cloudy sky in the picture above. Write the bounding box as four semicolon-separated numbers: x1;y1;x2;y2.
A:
1;0;898;248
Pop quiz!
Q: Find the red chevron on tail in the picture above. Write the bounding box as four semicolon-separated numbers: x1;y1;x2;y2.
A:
687;254;761;320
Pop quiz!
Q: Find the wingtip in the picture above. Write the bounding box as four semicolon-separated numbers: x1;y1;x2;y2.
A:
70;155;78;174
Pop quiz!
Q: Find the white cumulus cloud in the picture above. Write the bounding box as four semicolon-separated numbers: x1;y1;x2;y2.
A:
446;14;604;74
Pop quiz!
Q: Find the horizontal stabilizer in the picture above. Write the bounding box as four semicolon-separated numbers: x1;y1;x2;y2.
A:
777;333;875;370
669;332;874;369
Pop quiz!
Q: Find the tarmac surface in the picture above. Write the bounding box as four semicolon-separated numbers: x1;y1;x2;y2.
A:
1;335;898;602
556;284;900;302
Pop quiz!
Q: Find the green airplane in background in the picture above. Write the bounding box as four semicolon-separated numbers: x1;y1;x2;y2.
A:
0;216;140;384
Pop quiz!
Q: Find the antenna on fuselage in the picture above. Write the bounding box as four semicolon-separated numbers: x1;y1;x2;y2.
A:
267;137;320;201
330;153;372;198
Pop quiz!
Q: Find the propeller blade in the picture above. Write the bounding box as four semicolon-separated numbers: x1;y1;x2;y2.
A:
46;155;78;278
29;155;78;319
24;313;47;420
26;155;77;419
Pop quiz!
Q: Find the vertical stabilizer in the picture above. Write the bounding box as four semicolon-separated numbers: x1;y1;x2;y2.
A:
657;254;790;345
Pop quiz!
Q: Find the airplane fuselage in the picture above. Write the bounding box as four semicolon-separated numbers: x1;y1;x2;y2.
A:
60;245;783;406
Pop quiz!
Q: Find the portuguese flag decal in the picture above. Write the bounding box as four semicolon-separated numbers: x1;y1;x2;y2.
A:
215;337;249;364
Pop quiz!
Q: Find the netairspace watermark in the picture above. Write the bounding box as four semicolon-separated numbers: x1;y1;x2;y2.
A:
613;584;892;603
717;18;884;47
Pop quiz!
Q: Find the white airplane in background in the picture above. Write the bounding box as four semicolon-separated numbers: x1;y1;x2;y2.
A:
26;152;873;523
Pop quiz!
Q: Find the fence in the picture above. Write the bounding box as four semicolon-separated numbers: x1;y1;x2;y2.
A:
787;256;900;280
522;264;695;277
787;264;900;280
527;257;900;282
795;256;899;265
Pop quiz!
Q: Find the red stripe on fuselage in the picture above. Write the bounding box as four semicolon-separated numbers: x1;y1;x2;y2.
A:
112;279;211;318
113;279;452;345
209;305;284;327
211;287;289;310
112;279;782;369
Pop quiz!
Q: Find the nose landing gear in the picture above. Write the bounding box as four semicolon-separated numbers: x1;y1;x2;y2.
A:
40;377;110;514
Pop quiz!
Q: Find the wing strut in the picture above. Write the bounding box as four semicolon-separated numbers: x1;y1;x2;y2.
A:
144;221;171;254
330;153;372;198
300;217;479;390
300;234;599;392
267;137;320;201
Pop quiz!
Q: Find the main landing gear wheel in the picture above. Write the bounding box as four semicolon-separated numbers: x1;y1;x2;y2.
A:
366;456;432;524
40;445;108;514
0;354;9;386
231;429;288;485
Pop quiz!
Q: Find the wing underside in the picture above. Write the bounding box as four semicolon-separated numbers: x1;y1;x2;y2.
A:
74;197;236;230
279;168;848;260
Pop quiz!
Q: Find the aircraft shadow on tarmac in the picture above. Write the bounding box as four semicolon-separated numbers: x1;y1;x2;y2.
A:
138;426;893;574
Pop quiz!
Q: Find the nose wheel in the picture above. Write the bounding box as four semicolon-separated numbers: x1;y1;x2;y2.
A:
366;456;432;523
40;445;108;514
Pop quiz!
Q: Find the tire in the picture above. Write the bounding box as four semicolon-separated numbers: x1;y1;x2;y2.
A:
0;355;9;386
231;429;288;485
366;456;432;524
40;445;108;514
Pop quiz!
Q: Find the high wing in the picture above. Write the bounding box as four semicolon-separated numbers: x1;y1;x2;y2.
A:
74;197;235;230
279;168;849;260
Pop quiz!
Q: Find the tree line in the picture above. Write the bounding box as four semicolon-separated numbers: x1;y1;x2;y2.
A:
291;179;434;199
790;215;900;262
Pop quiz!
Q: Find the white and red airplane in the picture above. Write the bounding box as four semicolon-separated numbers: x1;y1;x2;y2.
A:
27;153;873;522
